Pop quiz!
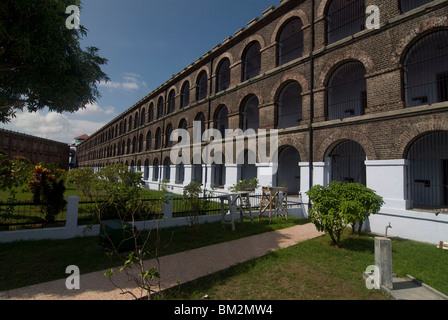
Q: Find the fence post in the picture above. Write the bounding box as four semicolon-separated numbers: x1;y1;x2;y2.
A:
66;196;79;237
163;194;173;220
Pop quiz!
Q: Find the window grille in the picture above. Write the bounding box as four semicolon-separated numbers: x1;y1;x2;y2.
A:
181;82;190;109
196;71;208;101
215;106;228;137
407;131;448;210
243;42;261;81
167;90;176;114
277;82;303;129
217;59;231;93
157;97;164;119
327;61;367;120
278;18;304;66
330;141;366;185
242;95;259;132
152;159;159;181
163;157;171;181
404;30;448;108
400;0;433;13
327;0;365;44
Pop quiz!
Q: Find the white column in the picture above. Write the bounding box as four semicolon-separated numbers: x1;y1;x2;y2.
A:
256;162;278;188
225;163;239;191
365;159;410;210
184;164;192;186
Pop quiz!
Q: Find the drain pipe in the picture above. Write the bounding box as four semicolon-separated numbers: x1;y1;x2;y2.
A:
308;0;316;210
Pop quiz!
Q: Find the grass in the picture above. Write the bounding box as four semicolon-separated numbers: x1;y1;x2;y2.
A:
0;216;306;292
161;232;448;300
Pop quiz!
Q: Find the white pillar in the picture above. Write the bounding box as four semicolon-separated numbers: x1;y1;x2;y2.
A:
225;163;239;191
256;162;278;188
365;160;410;210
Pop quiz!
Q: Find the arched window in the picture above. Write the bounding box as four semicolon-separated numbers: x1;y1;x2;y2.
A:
400;0;433;13
326;0;365;45
278;18;304;66
132;136;137;153
148;103;154;123
126;139;131;155
134;112;139;128
242;95;259;132
152;159;159;181
138;134;143;153
144;159;150;181
407;131;448;209
163;157;171;181
157;97;164;119
146;131;152;151
214;106;228;138
155;128;162;150
165;123;173;148
141;108;146;126
195;112;206;141
277;82;303;129
403;30;448;108
167;90;176;114
329;140;366;185
242;42;261;81
196;71;208;101
327;61;367;120
216;58;231;93
176;163;185;184
181;81;190;109
123;119;127;134
129;116;133;131
213;153;226;187
277;146;301;194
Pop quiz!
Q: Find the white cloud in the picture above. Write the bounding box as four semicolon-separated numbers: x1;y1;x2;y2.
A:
98;72;147;92
75;102;115;116
6;111;105;144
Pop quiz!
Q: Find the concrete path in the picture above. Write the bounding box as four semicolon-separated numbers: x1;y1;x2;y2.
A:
0;223;324;300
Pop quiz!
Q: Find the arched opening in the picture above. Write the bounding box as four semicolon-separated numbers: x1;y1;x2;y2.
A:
215;106;228;138
152;158;159;182
238;149;257;182
327;61;367;120
196;71;208;101
242;95;259;132
403;30;448;108
181;81;190;109
277;81;303;129
277;18;304;66
329;140;366;185
276;146;300;194
400;0;434;13
407;131;448;210
216;58;231;93
242;42;261;81
326;0;365;44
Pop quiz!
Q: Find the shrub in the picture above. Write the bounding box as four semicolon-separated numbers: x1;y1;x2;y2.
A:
306;182;384;246
29;164;67;223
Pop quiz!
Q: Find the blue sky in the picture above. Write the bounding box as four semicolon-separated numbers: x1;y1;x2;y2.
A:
2;0;280;144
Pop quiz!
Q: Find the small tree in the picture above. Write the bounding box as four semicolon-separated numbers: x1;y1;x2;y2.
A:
95;164;166;299
29;164;67;223
306;182;384;246
67;167;96;200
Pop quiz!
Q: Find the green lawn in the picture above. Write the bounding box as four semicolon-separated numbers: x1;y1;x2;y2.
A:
0;216;306;292
161;232;448;300
1;218;446;300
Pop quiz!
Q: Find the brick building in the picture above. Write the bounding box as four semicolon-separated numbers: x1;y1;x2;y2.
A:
0;128;69;169
77;0;448;242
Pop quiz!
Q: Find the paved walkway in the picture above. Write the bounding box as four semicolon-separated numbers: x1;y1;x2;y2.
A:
0;223;324;300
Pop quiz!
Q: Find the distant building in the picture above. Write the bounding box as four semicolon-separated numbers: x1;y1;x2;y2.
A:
0;128;69;169
69;134;89;169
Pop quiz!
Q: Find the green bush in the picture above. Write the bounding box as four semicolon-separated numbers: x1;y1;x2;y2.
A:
306;182;384;246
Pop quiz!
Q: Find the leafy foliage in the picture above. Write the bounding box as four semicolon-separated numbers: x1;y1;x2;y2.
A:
29;164;67;223
0;0;109;122
306;182;384;246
